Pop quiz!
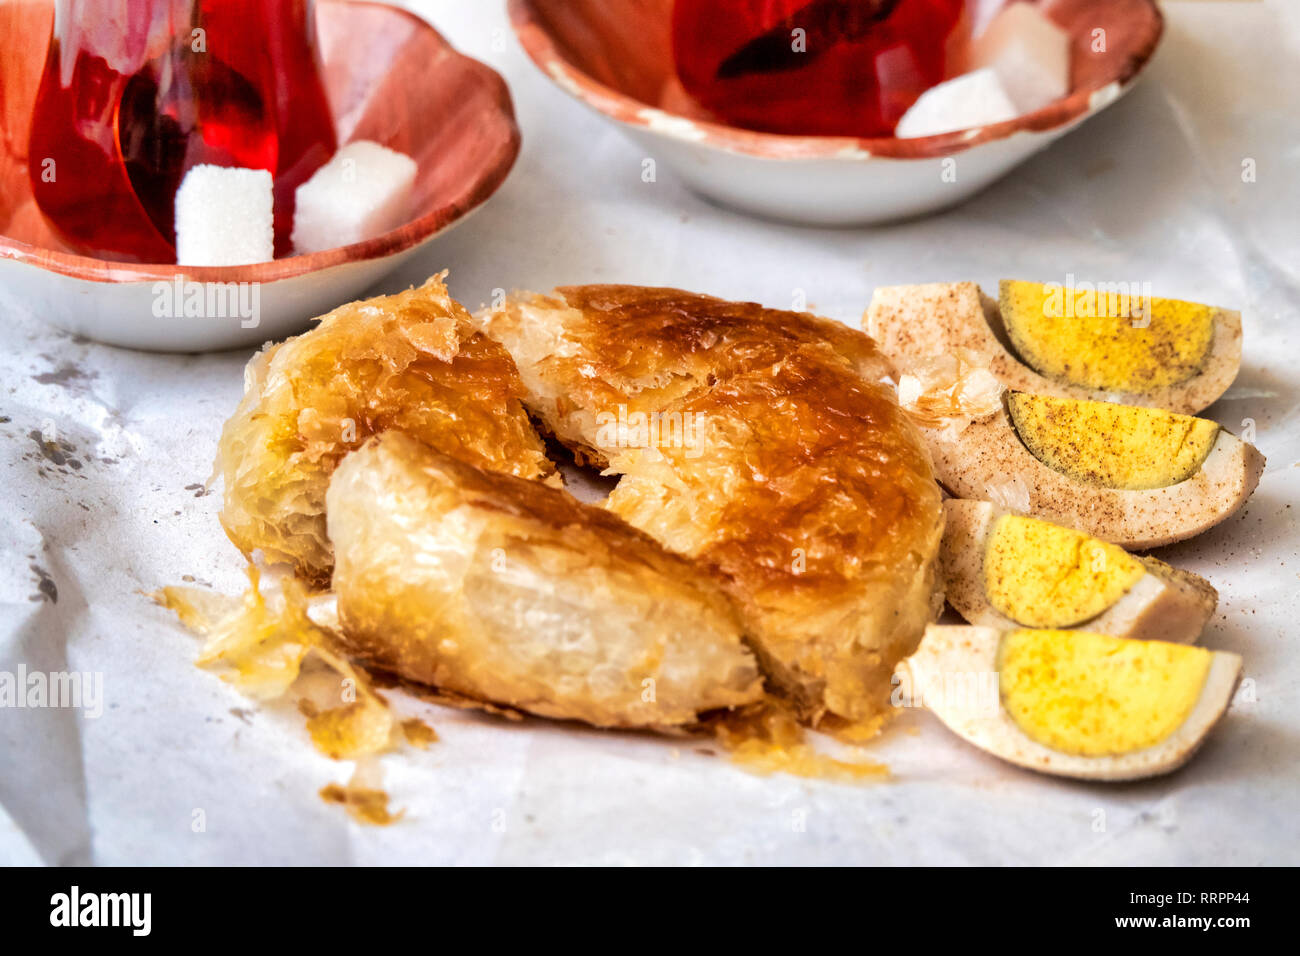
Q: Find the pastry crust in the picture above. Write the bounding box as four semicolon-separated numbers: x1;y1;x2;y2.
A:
476;285;945;724
326;432;764;728
216;275;553;583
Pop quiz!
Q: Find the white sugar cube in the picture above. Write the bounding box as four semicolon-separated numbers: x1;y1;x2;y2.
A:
174;164;274;266
973;2;1071;115
291;141;417;255
895;68;1019;138
968;0;1006;39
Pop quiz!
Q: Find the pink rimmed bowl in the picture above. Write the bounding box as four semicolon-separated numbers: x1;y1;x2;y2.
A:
0;0;521;352
509;0;1163;225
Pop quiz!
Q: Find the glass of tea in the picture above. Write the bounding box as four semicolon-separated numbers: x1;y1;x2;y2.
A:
28;0;337;262
672;0;970;139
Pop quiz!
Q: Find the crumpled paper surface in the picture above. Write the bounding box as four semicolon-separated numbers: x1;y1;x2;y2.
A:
1;1;1297;865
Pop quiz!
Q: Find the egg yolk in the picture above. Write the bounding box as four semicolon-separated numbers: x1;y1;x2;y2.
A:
984;515;1145;628
1008;392;1220;490
999;279;1216;392
997;629;1212;756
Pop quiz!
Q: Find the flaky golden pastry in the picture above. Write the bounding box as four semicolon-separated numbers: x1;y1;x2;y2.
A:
326;432;764;728
216;275;553;583
476;286;945;724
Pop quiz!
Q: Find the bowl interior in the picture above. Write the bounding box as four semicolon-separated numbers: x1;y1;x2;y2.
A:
517;0;1162;153
0;0;520;281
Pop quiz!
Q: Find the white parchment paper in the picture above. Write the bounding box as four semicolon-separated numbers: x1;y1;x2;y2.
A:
1;0;1297;865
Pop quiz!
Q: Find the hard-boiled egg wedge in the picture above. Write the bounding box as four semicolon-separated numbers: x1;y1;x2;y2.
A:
941;500;1217;643
895;625;1242;780
865;280;1241;414
1009;392;1223;490
924;392;1264;549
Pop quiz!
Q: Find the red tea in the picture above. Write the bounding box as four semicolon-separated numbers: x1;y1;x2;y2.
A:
672;0;970;139
28;0;336;262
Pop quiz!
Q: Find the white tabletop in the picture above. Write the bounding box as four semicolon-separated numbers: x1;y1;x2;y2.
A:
1;0;1297;865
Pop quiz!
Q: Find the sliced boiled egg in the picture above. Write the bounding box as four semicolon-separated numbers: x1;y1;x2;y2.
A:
1008;392;1224;490
941;499;1217;644
865;280;1241;414
923;391;1264;549
895;625;1242;780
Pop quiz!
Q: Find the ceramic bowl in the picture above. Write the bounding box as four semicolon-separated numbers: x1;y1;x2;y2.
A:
509;0;1163;225
0;0;521;352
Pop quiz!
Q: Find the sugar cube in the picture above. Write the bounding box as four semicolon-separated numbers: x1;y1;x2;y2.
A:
972;2;1071;115
291;140;417;255
895;68;1019;138
967;0;1007;39
174;164;274;266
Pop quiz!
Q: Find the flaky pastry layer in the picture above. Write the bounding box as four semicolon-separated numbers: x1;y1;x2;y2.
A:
216;275;553;583
327;432;764;728
476;285;945;723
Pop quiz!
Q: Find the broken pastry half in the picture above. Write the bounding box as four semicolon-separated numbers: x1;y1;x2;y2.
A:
925;391;1264;549
941;500;1217;644
475;285;945;726
866;280;1241;414
216;275;553;584
896;625;1242;780
326;431;764;729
